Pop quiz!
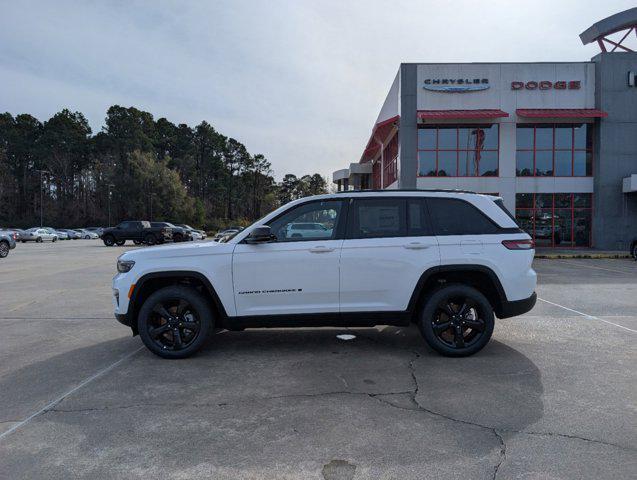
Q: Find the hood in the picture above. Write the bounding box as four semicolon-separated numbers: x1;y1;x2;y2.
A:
118;240;232;263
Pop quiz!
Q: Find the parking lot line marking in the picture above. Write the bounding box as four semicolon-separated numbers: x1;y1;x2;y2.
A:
0;346;144;441
553;259;635;275
538;298;637;333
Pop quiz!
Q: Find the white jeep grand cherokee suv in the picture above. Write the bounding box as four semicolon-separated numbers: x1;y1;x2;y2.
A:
113;190;536;359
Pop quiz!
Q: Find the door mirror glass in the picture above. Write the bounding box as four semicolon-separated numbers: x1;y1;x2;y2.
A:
245;226;275;244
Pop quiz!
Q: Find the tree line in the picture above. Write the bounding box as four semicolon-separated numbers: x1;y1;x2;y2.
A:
0;106;328;230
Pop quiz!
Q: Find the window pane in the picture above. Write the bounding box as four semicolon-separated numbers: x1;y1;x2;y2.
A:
458;150;475;176
515;209;534;237
458;127;475;149
554;209;573;246
535;126;553;150
427;198;498;235
269;200;341;242
478;151;498;176
437;151;456;176
408;200;432;236
535;194;553;209
573;151;591;176
535;150;553;176
438;127;457;149
480;124;499;150
554;150;572;176
554;193;572;208
349;199;406;239
418;151;436;176
534;209;553;247
516;125;534;149
516;151;533;176
418;128;436;149
516;193;534;208
573;124;588;150
573;193;591;208
554;125;573;150
574;209;592;246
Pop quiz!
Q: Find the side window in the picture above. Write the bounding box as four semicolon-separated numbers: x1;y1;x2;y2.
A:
427;198;499;235
407;199;433;236
118;222;130;229
347;198;406;239
268;200;343;242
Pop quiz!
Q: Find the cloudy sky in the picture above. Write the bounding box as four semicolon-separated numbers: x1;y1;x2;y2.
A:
1;1;634;180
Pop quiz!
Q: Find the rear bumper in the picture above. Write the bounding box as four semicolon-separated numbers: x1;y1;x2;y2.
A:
498;292;537;319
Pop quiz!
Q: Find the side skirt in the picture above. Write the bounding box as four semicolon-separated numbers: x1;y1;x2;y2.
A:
222;311;412;329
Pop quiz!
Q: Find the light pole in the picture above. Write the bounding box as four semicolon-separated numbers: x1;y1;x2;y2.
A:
34;169;49;227
107;183;115;227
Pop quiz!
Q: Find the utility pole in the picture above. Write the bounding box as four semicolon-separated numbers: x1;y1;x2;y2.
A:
34;169;49;227
107;183;115;227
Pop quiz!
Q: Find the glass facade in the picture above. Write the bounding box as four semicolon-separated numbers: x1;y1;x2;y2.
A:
418;125;499;177
516;124;593;177
515;193;592;247
382;134;398;188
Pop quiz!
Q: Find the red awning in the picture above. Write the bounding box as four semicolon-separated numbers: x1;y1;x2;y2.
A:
516;108;608;118
417;109;509;120
359;115;399;163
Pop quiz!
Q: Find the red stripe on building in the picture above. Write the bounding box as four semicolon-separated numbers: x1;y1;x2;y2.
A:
516;108;608;118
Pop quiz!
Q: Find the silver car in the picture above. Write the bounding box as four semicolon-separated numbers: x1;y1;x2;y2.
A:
21;228;58;243
74;229;99;239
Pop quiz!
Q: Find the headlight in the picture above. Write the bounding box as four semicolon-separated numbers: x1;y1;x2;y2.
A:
117;259;135;273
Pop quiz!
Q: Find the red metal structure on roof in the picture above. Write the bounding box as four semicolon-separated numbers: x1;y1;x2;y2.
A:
359;115;399;163
580;7;637;52
417;109;509;120
516;109;608;118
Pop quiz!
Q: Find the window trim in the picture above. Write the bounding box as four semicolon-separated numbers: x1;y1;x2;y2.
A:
417;124;500;178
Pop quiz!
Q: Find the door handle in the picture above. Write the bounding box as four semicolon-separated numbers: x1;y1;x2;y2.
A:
403;242;431;250
309;246;335;253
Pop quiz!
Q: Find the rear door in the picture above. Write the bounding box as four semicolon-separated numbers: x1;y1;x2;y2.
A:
339;197;440;313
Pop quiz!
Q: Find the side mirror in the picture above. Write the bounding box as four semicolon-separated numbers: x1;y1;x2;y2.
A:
245;226;276;244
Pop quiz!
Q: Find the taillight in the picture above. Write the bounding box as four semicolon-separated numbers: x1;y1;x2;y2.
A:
502;239;535;250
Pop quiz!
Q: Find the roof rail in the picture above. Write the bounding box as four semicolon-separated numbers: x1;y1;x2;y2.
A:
335;188;478;194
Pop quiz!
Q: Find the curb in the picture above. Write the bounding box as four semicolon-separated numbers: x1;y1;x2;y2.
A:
535;253;632;259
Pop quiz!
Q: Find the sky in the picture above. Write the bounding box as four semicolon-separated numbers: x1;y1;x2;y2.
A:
1;0;635;181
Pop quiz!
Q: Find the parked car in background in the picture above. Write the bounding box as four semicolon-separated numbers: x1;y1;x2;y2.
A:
284;222;332;239
150;222;190;242
0;230;17;258
177;224;206;240
60;229;81;239
21;228;58;242
85;227;104;236
55;230;69;240
2;228;25;241
74;229;99;239
214;228;241;241
101;221;172;246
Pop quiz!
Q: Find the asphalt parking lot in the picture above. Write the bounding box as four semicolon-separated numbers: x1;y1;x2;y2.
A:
0;241;635;479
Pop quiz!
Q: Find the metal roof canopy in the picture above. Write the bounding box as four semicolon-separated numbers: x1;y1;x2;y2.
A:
580;8;637;52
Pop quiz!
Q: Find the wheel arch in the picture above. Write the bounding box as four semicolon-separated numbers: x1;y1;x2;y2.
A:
128;271;228;335
408;265;507;320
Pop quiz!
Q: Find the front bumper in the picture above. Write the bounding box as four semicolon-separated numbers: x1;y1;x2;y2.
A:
115;312;132;327
498;292;537;319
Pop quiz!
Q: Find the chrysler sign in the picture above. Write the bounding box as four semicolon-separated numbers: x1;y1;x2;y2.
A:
423;78;490;93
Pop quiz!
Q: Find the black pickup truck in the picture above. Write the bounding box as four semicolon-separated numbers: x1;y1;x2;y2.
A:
101;221;172;246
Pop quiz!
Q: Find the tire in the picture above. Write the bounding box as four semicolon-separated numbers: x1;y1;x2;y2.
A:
173;233;183;242
133;240;142;245
632;243;637;261
116;239;126;246
52;237;57;242
418;284;495;357
103;235;115;247
85;235;90;239
144;234;157;245
138;285;214;359
36;237;42;243
0;241;9;258
21;240;26;243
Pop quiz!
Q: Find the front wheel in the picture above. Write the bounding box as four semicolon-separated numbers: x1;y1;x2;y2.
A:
0;241;9;258
36;237;43;243
103;235;115;247
144;234;157;245
632;243;637;261
418;284;494;357
138;286;214;359
116;239;126;246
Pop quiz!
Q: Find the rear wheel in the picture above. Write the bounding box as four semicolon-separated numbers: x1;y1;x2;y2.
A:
36;237;43;243
138;286;214;359
133;240;142;245
632;243;637;261
116;239;126;246
418;284;494;357
103;235;115;246
0;241;9;258
144;234;157;245
173;233;183;242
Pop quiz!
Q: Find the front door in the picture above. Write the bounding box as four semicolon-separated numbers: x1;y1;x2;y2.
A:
232;199;346;317
339;197;440;312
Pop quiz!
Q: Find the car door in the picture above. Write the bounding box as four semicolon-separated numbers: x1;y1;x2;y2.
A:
232;199;346;317
339;197;440;313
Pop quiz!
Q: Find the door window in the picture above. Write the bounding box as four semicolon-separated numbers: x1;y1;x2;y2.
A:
267;200;343;242
346;198;407;239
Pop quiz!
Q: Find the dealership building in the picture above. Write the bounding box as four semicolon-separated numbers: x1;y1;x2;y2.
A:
333;9;637;249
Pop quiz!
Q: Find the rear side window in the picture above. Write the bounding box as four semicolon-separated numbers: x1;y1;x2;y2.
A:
494;199;518;224
427;198;499;235
347;198;406;239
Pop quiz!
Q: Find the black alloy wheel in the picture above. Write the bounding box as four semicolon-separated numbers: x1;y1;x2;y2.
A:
103;235;115;246
0;242;9;258
419;284;494;357
144;234;157;245
138;286;213;359
116;239;126;246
